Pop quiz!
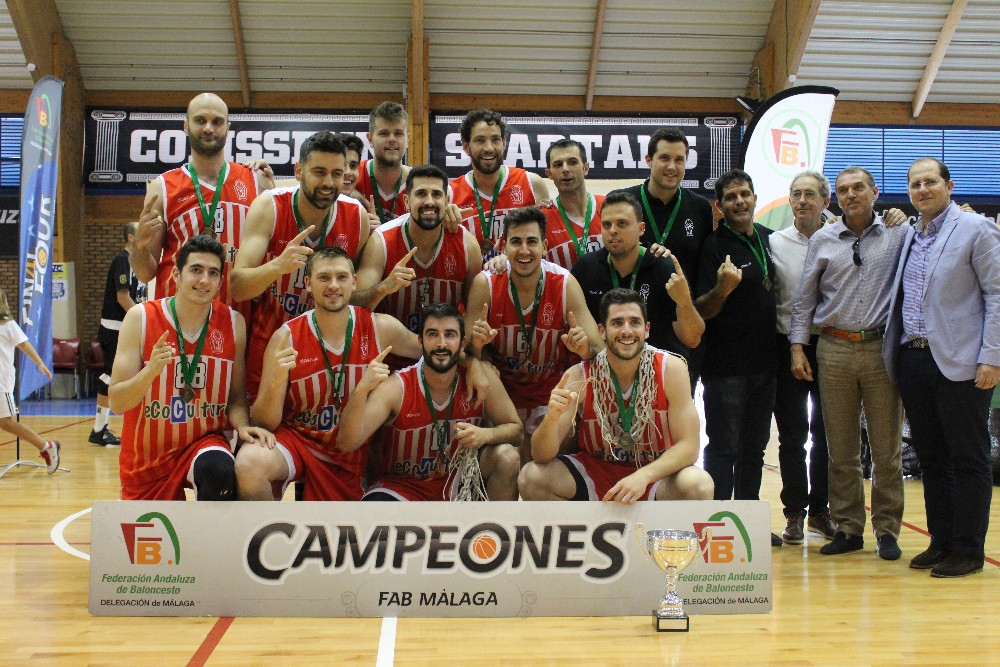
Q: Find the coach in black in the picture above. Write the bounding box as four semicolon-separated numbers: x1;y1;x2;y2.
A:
695;169;776;504
572;191;704;360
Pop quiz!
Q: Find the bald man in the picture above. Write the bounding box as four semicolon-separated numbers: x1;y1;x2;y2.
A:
132;92;276;322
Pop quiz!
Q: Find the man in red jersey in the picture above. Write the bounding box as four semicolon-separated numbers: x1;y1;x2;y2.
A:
354;101;411;226
339;303;522;501
353;164;481;336
445;109;550;261
131;92;275;321
466;206;602;462
110;235;273;501
519;289;714;503
230;131;370;395
234;247;423;501
336;132;377;218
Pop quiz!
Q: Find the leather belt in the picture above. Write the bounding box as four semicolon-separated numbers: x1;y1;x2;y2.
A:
822;326;885;342
902;337;930;349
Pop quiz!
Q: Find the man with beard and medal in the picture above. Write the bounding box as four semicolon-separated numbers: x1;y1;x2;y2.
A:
234;247;425;501
132;93;275;322
465;205;602;463
338;303;522;502
231;131;369;396
694;169;777;507
354;102;411;226
353;164;482;369
518;289;713;503
445;109;550;261
110;235;274;501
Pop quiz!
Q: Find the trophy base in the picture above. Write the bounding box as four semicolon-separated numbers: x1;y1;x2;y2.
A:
653;610;689;632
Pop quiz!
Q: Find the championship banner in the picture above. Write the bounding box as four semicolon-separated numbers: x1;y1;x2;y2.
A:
0;193;19;259
89;500;772;618
739;86;839;231
430;113;741;196
83;110;371;191
18;76;63;400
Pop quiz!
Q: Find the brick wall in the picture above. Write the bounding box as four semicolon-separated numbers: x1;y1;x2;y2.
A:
81;223;128;347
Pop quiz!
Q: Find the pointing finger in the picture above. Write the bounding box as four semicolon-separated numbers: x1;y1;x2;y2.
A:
375;345;393;362
399;247;418;265
480;303;489;322
556;371;572;389
291;225;316;246
671;253;683;275
567;310;578;328
279;328;291;348
155;330;170;346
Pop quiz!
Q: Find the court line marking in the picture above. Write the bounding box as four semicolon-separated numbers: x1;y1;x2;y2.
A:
187;616;234;667
0;418;92;447
51;506;92;561
376;616;397;667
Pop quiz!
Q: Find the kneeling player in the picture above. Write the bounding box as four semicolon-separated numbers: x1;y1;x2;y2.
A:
339;303;522;501
110;235;273;500
519;289;714;503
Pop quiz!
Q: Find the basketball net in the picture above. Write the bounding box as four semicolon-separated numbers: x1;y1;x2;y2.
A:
590;345;660;467
449;447;488;501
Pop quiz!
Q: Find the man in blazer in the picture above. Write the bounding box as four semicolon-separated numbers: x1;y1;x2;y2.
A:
884;157;1000;578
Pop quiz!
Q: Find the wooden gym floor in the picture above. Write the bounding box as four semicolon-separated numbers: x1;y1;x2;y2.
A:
1;411;998;666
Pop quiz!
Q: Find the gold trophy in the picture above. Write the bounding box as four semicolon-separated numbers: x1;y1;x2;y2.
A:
634;525;702;632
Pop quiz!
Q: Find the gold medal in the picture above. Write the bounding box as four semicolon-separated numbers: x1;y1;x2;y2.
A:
480;239;493;255
763;276;773;291
181;384;196;403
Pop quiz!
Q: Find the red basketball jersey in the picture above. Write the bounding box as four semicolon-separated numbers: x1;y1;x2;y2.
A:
486;260;572;408
156;162;258;319
449;167;537;254
120;299;236;487
281;306;381;474
375;216;469;333
577;348;675;466
246;187;365;390
379;361;484;481
355;159;408;222
542;194;605;269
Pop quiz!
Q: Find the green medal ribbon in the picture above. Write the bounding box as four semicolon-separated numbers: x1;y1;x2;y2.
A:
169;297;211;399
186;163;228;237
724;223;770;279
403;217;444;307
556;194;594;260
312;308;353;402
509;269;546;365
472;168;505;250
609;246;645;290
640;184;682;246
292;189;333;248
608;363;641;434
419;362;459;456
369;161;403;225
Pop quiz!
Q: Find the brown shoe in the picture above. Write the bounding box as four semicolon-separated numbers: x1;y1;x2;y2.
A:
781;512;805;545
808;511;837;540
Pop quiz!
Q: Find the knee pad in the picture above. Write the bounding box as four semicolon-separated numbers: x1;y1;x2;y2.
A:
193;450;237;501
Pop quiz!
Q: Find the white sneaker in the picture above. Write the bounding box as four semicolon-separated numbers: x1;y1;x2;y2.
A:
40;441;60;475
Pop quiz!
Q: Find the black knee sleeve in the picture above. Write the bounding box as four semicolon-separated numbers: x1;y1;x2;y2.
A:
193;450;236;501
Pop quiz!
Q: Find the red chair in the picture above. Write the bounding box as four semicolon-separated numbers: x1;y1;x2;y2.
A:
51;338;81;399
85;338;105;397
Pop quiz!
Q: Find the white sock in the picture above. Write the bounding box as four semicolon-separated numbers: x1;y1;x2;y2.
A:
94;405;110;431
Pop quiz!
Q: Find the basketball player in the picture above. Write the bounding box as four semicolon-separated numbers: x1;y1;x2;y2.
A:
234;246;428;501
110;235;273;501
445;109;550;260
230;131;369;395
466;206;602;462
519;289;714;503
352;164;481;337
355;101;410;225
336;132;376;217
338;303;522;501
131;92;275;321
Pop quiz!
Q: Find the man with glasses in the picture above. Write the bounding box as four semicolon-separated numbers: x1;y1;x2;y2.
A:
789;166;909;561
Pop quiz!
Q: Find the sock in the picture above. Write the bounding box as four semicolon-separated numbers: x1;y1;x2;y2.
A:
94;405;110;432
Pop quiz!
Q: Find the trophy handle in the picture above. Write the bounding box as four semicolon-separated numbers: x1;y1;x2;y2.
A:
633;523;650;562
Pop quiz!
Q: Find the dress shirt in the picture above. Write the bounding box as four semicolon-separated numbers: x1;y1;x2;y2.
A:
770;223;813;335
900;205;949;343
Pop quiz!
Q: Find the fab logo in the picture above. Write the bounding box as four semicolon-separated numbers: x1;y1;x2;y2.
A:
760;109;822;179
121;512;181;565
692;511;754;565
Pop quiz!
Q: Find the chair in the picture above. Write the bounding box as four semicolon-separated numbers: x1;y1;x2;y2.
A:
85;338;105;397
51;338;81;400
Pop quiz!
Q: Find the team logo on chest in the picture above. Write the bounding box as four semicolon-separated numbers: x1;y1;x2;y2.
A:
445;253;457;277
510;185;524;206
335;234;349;250
209;329;225;355
359;334;370;359
639;283;650;302
684;219;694;236
234;179;248;202
541;303;554;327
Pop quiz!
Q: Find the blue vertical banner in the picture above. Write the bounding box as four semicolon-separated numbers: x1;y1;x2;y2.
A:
18;76;63;400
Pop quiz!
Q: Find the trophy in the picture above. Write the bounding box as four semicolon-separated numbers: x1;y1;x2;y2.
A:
634;525;703;632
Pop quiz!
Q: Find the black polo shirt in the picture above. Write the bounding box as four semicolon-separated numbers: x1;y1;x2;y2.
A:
571;247;686;358
612;182;714;284
98;249;140;343
695;222;776;378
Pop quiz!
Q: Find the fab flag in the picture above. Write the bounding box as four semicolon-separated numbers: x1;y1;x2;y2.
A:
18;76;63;400
739;86;839;231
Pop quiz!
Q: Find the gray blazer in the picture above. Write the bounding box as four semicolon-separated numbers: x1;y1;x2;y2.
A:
884;202;1000;383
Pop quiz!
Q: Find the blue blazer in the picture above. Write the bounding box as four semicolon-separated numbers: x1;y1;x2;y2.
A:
884;203;1000;383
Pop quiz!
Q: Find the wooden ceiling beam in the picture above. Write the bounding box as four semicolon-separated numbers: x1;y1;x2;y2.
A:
584;0;607;111
408;0;428;163
755;0;821;99
228;0;252;108
911;0;968;119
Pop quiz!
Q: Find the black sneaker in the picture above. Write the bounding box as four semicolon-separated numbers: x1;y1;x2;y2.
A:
819;531;863;555
876;534;902;561
930;554;984;578
771;532;783;547
89;426;121;447
910;544;949;570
